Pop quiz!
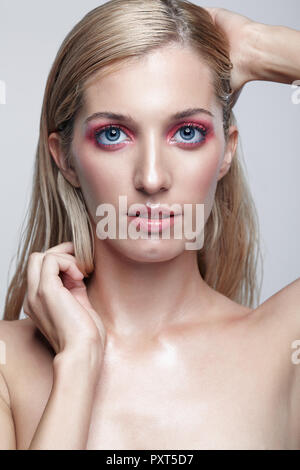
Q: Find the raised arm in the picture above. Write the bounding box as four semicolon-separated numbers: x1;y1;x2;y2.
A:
19;242;106;450
247;22;300;85
204;7;300;105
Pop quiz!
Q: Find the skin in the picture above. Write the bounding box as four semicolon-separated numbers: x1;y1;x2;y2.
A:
1;11;300;450
48;43;240;346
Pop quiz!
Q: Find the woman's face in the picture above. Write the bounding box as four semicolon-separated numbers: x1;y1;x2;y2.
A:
49;44;238;263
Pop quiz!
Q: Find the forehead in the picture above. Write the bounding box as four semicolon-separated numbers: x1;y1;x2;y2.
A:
81;45;217;119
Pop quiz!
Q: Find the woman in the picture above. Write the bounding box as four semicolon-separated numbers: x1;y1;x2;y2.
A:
1;0;300;450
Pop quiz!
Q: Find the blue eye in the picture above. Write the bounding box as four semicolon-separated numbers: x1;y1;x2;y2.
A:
93;123;208;148
95;125;128;146
172;124;207;144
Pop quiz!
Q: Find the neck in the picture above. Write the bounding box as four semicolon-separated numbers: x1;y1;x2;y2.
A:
85;239;214;343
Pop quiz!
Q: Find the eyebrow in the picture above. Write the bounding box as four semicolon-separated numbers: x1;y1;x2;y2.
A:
84;107;214;126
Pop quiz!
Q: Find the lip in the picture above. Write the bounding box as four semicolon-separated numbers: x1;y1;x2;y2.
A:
127;204;182;218
127;213;180;233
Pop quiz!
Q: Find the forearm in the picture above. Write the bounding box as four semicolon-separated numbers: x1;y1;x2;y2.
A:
28;347;102;450
249;22;300;84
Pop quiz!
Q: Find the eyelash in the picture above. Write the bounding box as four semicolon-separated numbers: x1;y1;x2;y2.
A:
92;122;209;150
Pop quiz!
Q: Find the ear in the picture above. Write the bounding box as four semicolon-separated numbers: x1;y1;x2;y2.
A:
48;132;81;188
217;125;239;181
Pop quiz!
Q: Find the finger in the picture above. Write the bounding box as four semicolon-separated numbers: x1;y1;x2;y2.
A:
26;252;45;304
26;250;75;303
23;290;48;334
39;253;84;293
49;252;86;278
46;241;74;255
203;7;218;20
204;7;217;13
22;291;52;345
229;87;243;108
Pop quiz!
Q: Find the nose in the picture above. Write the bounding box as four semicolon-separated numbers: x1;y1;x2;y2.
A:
133;134;171;195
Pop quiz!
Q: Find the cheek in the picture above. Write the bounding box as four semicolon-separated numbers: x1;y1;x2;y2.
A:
72;149;123;220
187;149;221;201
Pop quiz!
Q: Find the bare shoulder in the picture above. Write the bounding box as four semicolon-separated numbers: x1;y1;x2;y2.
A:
251;277;300;392
254;277;300;331
0;317;55;361
0;317;55;449
259;277;300;442
0;317;54;405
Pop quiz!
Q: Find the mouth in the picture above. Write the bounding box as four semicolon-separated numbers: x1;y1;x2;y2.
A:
126;210;178;233
128;211;176;219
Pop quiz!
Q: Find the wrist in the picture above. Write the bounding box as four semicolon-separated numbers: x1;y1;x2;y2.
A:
53;343;103;376
242;21;270;83
243;22;300;85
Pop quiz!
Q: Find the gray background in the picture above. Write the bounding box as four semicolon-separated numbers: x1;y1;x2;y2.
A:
0;0;299;320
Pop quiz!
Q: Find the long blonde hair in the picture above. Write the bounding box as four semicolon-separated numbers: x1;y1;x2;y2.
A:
4;0;263;320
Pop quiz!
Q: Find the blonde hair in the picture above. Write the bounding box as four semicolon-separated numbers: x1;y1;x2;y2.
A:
4;0;263;321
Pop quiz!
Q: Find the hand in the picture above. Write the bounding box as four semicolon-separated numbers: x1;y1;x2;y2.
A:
204;7;258;107
23;242;106;359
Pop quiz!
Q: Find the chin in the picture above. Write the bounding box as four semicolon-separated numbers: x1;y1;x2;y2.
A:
109;238;186;263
